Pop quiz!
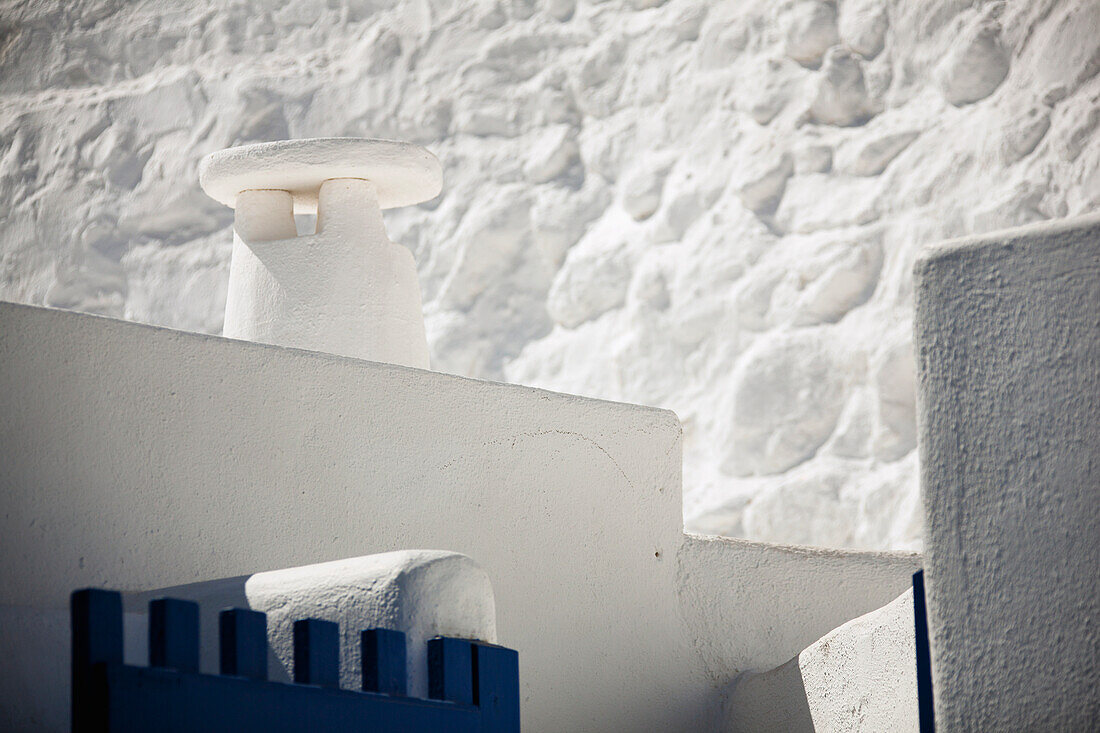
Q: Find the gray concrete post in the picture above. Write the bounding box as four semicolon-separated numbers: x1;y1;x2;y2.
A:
914;214;1100;730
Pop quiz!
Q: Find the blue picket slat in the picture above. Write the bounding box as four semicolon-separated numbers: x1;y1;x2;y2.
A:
294;618;339;688
220;608;268;680
361;628;407;696
71;588;123;733
149;598;200;673
428;636;474;705
472;641;521;733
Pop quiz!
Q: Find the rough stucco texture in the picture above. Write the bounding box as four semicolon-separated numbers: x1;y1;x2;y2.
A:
675;533;919;680
729;586;918;733
914;214;1100;730
4;0;1099;551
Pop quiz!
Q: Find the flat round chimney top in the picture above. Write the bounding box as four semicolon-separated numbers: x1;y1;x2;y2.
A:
199;137;443;213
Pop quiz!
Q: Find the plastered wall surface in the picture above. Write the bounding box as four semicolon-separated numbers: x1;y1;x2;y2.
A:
6;0;1098;551
914;214;1100;730
729;587;917;732
676;533;919;679
0;301;689;731
0;301;920;731
246;551;497;698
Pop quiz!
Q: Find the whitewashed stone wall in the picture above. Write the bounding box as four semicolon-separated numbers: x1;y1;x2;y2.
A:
1;0;1098;549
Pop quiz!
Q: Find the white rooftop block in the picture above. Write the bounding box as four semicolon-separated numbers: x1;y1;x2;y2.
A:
914;214;1100;730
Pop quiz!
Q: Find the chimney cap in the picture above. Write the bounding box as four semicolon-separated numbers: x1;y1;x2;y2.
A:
199;137;443;214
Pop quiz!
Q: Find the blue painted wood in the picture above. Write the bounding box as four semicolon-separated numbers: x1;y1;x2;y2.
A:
913;570;935;733
71;588;123;733
149;598;200;673
472;641;521;733
428;636;474;705
219;608;268;680
91;663;481;732
361;628;407;696
71;589;519;733
293;618;339;688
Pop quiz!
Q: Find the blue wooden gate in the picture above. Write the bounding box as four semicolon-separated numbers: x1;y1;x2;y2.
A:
72;588;520;732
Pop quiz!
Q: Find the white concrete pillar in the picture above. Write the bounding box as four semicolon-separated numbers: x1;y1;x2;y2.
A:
913;214;1100;730
199;138;442;369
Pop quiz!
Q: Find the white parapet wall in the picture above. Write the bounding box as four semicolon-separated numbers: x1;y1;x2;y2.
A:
729;586;918;732
0;301;920;731
914;214;1100;730
677;534;921;680
247;551;496;699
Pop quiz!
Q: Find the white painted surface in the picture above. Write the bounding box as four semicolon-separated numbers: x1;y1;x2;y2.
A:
0;300;689;731
0;606;69;732
0;302;922;731
207;138;436;368
220;177;431;368
914;214;1100;730
800;587;917;732
199;138;443;213
676;533;920;679
729;587;918;732
246;551;496;698
8;0;1099;550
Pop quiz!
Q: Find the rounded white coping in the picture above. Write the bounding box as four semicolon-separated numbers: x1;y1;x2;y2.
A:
199;138;443;212
245;550;496;698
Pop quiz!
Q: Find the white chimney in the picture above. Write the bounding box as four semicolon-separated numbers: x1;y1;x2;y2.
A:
199;137;441;369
